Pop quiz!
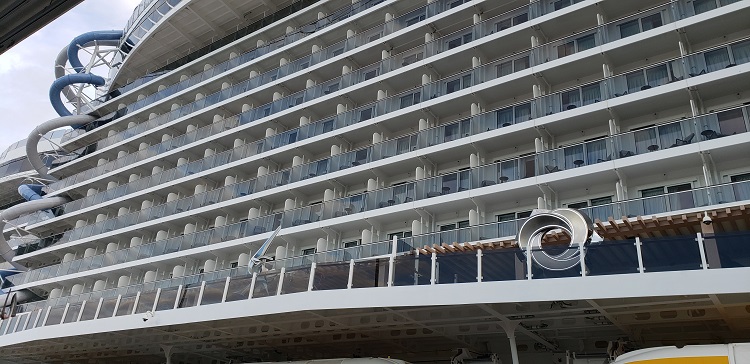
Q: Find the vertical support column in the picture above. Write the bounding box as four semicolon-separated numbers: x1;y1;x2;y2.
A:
26;310;37;330
499;321;521;364
132;292;141;315
32;307;44;328
635;237;645;273
2;317;12;335
161;345;174;364
173;286;183;310
347;259;355;289
10;315;20;333
75;301;86;322
276;267;286;296
476;249;483;282
41;306;52;326
60;303;70;325
388;236;397;287
197;281;207;305
526;245;533;280
430;252;437;285
222;277;231;303
152;289;161;312
308;262;317;291
249;272;258;299
696;233;709;270
413;250;420;285
579;241;587;277
112;295;122;318
700;214;721;269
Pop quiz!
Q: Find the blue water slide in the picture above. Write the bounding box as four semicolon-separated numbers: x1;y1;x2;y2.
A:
67;30;123;73
49;73;106;118
0;31;123;309
17;184;45;202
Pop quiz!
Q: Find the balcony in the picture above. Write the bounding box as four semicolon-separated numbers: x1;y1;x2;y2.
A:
59;0;472;149
4;227;750;336
19;95;750;257
9;175;750;288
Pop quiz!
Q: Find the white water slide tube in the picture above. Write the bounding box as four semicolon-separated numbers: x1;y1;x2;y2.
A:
0;30;122;308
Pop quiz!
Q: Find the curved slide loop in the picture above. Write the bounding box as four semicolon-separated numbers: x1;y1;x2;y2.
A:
67;30;123;73
55;46;79;106
0;32;121;309
49;74;106;118
55;41;120;107
516;208;594;271
26;115;96;180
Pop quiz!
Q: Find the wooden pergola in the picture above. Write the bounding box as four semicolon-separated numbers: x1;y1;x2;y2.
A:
418;204;750;255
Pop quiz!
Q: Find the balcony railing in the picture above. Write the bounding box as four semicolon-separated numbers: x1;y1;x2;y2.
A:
49;9;750;209
9;171;750;287
39;33;750;240
62;0;472;144
12;3;750;284
17;95;750;255
50;0;519;190
18;95;750;259
3;229;750;336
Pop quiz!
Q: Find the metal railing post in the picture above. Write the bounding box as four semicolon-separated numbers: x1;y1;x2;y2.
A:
388;236;397;287
477;248;483;282
249;272;257;299
276;267;286;296
430;252;437;285
112;295;122;318
221;277;230;303
526;245;533;280
696;233;709;270
347;259;355;289
151;289;161;312
635;237;645;273
132;292;141;315
579;241;587;277
196;281;206;306
308;262;316;291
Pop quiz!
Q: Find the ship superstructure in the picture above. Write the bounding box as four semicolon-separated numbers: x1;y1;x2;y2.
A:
1;0;750;363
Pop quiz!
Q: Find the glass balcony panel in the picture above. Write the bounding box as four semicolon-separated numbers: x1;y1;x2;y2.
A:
13;313;29;332
78;300;99;322
177;285;201;308
351;259;387;288
436;252;477;284
280;267;311;294
2;316;18;334
527;246;582;279
23;307;43;329
200;279;226;305
392;255;431;286
115;295;137;316
135;291;157;314
98;297;118;318
481;249;526;281
641;236;702;272
225;276;253;302
155;288;178;311
62;303;81;323
707;232;750;269
252;272;280;298
585;240;640;275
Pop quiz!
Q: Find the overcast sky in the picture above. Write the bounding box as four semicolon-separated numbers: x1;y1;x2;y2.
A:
0;0;141;153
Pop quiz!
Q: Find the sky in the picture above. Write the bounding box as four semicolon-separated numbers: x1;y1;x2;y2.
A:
0;0;142;153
